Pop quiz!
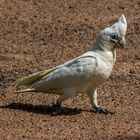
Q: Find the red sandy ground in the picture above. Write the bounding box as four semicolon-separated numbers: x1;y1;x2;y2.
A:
0;0;139;139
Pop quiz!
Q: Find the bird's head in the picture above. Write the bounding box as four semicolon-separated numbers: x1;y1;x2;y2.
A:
94;15;127;51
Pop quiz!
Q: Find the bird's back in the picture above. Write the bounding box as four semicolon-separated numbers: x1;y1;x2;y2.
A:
28;51;114;94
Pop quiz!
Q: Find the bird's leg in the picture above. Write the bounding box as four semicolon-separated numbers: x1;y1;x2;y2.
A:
52;92;75;115
51;100;65;115
52;100;61;110
88;89;114;114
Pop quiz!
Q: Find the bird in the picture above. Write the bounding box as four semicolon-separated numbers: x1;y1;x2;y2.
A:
15;15;127;115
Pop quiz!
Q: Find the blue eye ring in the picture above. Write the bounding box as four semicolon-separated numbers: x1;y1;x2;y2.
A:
111;34;118;41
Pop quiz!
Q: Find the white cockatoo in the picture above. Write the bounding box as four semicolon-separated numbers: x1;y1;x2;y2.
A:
15;15;127;114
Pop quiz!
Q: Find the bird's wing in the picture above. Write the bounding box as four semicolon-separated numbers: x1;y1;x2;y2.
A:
15;65;60;87
29;54;98;92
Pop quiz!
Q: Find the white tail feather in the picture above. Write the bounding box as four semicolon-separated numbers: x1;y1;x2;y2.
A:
14;88;35;93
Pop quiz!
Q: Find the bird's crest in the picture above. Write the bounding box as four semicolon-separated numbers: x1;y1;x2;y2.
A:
111;14;127;36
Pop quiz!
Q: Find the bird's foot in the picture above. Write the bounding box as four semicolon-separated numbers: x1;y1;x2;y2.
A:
93;105;114;114
51;108;69;115
51;102;69;115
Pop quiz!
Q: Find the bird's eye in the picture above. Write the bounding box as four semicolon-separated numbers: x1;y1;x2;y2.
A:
111;34;118;41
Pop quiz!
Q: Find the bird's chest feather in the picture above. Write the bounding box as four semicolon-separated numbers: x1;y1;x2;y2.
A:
89;58;113;87
98;59;112;77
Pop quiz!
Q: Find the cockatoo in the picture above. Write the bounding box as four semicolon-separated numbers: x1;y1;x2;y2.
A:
15;15;127;114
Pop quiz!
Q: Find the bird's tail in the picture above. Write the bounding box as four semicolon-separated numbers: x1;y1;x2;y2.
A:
14;88;35;93
15;66;59;88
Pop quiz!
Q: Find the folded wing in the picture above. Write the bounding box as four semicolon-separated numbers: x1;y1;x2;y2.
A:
17;55;98;93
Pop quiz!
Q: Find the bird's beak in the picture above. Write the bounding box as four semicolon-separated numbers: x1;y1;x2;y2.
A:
118;37;126;48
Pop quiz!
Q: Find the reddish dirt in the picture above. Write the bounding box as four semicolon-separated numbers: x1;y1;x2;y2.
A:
0;0;140;139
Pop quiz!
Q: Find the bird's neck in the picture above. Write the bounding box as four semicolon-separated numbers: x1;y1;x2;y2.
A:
92;44;116;64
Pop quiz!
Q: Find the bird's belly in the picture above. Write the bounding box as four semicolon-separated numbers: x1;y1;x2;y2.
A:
47;85;87;95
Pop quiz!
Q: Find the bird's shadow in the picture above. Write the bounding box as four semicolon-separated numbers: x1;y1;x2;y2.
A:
0;102;85;116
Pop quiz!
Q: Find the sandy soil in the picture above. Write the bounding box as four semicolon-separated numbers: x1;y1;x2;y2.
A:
0;0;140;139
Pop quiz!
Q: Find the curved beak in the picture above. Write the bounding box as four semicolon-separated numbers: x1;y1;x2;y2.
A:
118;37;126;48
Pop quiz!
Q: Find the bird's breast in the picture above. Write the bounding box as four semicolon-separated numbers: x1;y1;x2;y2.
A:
90;58;113;87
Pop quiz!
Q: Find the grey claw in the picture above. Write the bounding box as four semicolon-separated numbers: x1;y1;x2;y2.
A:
51;109;62;116
95;105;114;114
51;107;69;115
51;102;69;115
